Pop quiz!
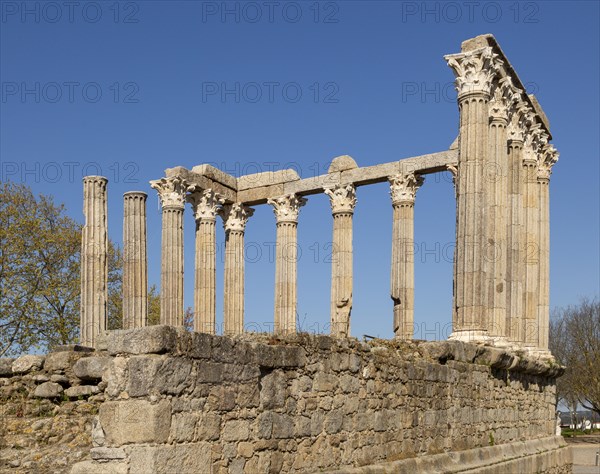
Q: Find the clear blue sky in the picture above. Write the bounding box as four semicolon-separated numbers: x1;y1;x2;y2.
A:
1;0;598;339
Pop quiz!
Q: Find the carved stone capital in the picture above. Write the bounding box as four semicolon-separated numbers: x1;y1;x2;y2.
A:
267;194;307;224
537;145;559;182
489;86;509;124
187;186;224;222
389;173;424;206
220;203;254;233
507;118;524;144
324;184;357;215
445;47;503;99
150;176;188;210
150;176;187;209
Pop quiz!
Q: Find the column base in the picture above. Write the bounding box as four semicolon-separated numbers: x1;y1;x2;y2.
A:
524;347;554;360
448;329;490;343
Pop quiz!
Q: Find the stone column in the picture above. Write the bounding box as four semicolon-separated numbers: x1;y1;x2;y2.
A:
445;46;502;342
268;194;307;335
506;120;525;345
122;191;148;329
150;176;187;327
522;135;541;348
187;187;224;335
324;184;357;337
389;173;423;339
486;85;510;344
221;203;254;335
537;146;558;353
80;176;108;348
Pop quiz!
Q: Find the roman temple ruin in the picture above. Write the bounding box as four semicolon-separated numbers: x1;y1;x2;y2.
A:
64;34;571;472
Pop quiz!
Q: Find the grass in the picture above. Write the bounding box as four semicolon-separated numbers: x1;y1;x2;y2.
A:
561;428;600;437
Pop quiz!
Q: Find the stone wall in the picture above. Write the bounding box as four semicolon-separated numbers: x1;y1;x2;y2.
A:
60;326;571;473
0;347;109;472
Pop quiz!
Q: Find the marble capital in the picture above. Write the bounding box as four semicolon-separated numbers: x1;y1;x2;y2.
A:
324;184;357;215
187;186;225;222
389;173;424;206
268;194;307;224
444;46;503;99
221;203;254;233
150;176;188;209
537;146;559;182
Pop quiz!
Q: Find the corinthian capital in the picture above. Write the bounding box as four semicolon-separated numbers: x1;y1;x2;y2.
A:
537;145;559;182
324;184;357;215
389;173;424;206
150;176;188;209
489;86;509;123
187;186;224;222
444;47;503;99
267;194;307;224
220;203;254;233
507;117;524;143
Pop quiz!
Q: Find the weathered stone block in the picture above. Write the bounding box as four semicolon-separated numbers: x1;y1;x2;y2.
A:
106;325;177;355
103;356;128;398
12;355;45;374
170;412;199;442
260;370;286;409
195;413;221;441
271;413;294;439
130;444;212;474
222;419;250;441
90;447;126;460
73;356;110;380
175;328;212;359
153;357;194;395
99;399;171;445
64;385;100;398
196;361;225;383
34;381;63;398
314;372;337;391
254;345;306;368
126;355;162;397
70;460;128;474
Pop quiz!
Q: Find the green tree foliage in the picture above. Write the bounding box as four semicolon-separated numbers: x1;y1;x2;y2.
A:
550;298;600;417
1;182;81;355
0;182;161;356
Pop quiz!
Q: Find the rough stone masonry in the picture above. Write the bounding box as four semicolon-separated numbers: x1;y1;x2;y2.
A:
62;326;568;473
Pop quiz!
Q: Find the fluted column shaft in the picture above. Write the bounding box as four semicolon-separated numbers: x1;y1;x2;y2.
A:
389;173;423;339
150;176;187;327
188;188;224;334
536;147;558;351
445;47;502;342
522;156;539;347
325;185;356;337
81;176;108;348
537;176;550;350
268;195;306;335
123;191;148;329
221;203;254;335
453;93;492;339
487;111;509;341
506;138;524;344
195;219;217;333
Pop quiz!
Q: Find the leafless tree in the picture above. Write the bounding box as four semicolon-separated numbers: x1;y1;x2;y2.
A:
550;298;600;418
